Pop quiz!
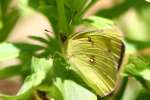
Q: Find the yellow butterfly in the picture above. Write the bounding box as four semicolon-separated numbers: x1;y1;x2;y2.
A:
66;29;125;97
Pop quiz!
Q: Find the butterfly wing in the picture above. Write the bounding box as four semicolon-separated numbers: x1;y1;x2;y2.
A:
67;29;125;97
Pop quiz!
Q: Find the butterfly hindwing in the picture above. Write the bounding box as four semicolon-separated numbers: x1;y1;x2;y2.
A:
67;29;125;96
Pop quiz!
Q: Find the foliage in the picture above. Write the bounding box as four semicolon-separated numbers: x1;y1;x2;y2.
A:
0;0;150;100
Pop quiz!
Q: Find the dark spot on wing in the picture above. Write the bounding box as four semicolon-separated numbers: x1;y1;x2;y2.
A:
108;49;111;52
88;37;92;42
89;55;96;64
87;36;94;46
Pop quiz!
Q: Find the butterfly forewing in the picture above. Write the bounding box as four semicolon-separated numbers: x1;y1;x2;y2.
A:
67;29;125;96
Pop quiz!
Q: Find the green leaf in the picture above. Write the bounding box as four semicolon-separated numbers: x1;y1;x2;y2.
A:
96;0;148;19
83;16;114;29
14;42;44;54
64;0;86;12
0;43;20;61
0;9;19;42
17;0;32;16
0;65;22;79
145;0;150;2
96;0;150;45
18;57;53;95
0;92;32;100
42;54;96;100
27;35;61;57
121;78;143;100
124;41;137;54
37;82;64;100
135;89;150;100
124;56;150;90
0;57;53;100
125;38;150;50
54;78;97;100
28;35;49;44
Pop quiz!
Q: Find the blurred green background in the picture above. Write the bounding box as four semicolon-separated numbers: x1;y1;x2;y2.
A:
0;0;150;100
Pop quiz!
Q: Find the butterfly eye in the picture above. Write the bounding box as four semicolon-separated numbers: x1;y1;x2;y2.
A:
60;33;67;43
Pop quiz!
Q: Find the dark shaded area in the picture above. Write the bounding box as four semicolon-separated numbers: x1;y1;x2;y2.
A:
96;0;150;19
136;89;150;100
125;38;150;50
37;90;49;100
0;1;20;42
115;76;129;100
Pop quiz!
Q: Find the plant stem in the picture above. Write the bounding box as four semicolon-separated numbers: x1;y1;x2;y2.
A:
56;0;69;35
56;0;70;56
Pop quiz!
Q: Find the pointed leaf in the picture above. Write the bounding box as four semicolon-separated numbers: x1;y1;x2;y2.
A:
124;56;150;90
83;16;114;29
54;78;97;100
0;57;53;100
18;57;53;95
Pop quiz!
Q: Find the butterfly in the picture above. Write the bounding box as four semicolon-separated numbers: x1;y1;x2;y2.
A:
66;29;125;97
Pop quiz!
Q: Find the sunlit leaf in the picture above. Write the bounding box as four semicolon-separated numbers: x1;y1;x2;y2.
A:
83;16;114;30
54;78;97;100
124;41;137;54
0;92;32;100
0;57;53;100
37;82;64;100
0;43;20;61
145;0;150;3
124;56;150;90
18;57;53;95
121;78;143;100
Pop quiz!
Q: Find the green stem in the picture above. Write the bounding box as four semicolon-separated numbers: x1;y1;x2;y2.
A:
56;0;71;56
0;8;2;30
56;0;69;35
